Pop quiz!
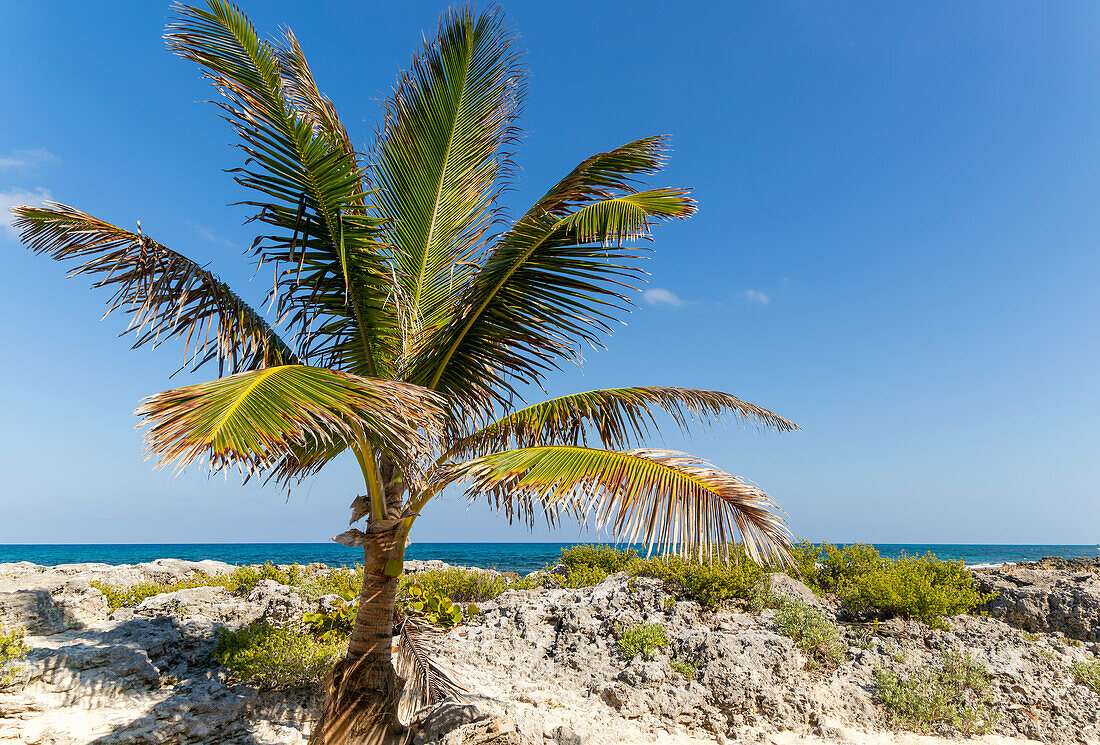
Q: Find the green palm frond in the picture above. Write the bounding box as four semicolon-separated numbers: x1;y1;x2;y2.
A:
166;0;397;376
395;617;464;724
137;365;441;480
409;137;695;416
447;446;790;564
453;386;798;457
372;6;523;336
12;203;296;375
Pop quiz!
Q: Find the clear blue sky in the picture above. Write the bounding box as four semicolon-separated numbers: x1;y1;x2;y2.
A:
2;2;1098;545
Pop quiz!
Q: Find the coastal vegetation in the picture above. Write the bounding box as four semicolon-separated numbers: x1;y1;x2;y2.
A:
90;562;359;611
772;597;846;670
0;625;30;687
874;649;999;736
1073;657;1100;695
216;621;346;689
616;622;670;661
13;1;800;738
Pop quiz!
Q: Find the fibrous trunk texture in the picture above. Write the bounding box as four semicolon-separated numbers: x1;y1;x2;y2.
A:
312;512;405;745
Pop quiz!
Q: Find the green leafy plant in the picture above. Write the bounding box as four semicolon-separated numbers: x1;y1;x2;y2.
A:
559;545;638;575
563;563;610;589
90;576;218;612
298;566;363;601
398;567;515;603
214;621;345;690
669;659;696;679
617;622;669;660
874;649;998;735
631;552;765;610
1073;657;1100;695
403;584;463;628
1;625;31;687
303;599;357;641
837;553;992;628
773;598;845;670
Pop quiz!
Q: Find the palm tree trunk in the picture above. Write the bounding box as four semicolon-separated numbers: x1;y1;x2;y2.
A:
312;516;406;744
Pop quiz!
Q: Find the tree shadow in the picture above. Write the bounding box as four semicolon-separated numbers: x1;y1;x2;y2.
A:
11;614;318;744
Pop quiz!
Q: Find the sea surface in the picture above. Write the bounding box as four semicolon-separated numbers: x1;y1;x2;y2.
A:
0;543;1097;574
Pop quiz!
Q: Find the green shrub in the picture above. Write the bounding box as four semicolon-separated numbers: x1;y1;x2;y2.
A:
215;621;345;689
563;563;610;588
837;553;992;628
786;540;827;590
403;584;463;628
631;554;764;610
299;566;362;601
874;649;998;735
90;577;217;612
398;567;514;603
616;622;669;660
669;659;696;679
559;545;637;575
1073;657;1100;695
223;562;300;595
1;625;30;687
302;599;356;641
773;598;845;670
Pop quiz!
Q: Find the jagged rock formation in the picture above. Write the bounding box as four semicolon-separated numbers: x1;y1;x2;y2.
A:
1;559;1099;745
976;564;1100;642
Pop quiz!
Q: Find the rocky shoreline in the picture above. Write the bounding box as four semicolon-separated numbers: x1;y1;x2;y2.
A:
1;558;1098;745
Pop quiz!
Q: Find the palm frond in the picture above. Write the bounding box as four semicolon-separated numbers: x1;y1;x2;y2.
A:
166;1;397;376
372;6;524;337
136;365;441;480
12;203;296;375
453;386;798;457
447;446;790;565
394;616;464;723
408;137;695;417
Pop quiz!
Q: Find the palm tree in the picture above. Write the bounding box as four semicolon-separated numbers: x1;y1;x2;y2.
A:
12;2;798;742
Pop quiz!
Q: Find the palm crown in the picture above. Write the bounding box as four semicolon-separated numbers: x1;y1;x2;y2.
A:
12;1;797;735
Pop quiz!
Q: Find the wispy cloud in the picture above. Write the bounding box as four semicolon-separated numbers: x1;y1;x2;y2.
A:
188;221;235;248
643;287;686;308
743;289;770;305
0;148;59;171
1;187;51;239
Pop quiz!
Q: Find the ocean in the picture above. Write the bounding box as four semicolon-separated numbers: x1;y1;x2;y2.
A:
0;543;1097;574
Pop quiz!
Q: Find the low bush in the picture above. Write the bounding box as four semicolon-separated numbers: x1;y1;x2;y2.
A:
90;577;216;612
91;562;322;612
299;566;362;601
837;553;992;628
559;545;638;575
1073;657;1100;695
616;622;669;660
631;553;764;610
215;621;345;689
874;649;998;735
398;567;514;603
1;625;30;687
773;598;845;670
669;659;697;679
302;599;356;641
223;562;302;595
562;563;610;588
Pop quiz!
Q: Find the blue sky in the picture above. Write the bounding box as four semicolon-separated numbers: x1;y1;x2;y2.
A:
2;2;1099;545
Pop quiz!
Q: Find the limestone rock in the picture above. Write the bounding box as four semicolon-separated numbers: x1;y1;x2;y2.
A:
976;566;1100;641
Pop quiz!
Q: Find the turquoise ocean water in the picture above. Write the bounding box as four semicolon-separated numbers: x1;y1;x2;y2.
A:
0;543;1097;573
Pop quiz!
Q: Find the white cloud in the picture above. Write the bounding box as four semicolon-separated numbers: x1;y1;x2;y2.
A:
1;187;52;239
0;148;59;170
188;221;235;248
743;289;770;305
643;287;685;307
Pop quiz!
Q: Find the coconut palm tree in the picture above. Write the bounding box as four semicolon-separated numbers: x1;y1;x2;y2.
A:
12;2;798;742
